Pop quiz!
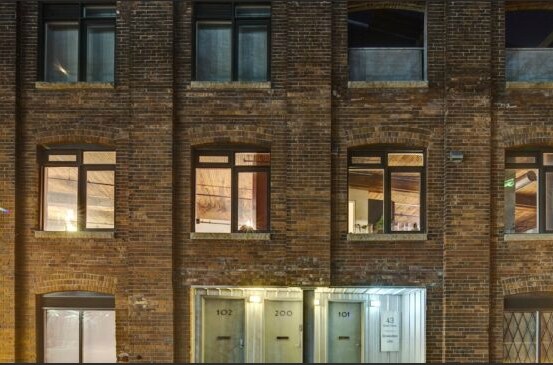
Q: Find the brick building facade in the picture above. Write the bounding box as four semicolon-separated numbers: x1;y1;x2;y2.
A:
1;0;553;363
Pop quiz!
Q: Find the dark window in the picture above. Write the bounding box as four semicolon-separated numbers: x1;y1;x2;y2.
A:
194;2;271;82
39;292;116;363
505;7;553;81
348;3;425;81
194;148;270;233
504;293;553;363
40;3;116;82
505;151;553;234
348;148;425;234
40;146;116;231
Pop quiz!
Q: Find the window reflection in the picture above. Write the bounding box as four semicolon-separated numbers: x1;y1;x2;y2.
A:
238;172;268;231
348;169;384;233
195;168;232;233
391;172;421;232
44;167;79;231
505;169;539;233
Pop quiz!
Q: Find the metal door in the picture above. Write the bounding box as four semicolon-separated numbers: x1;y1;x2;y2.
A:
328;301;362;363
202;298;245;363
264;300;303;363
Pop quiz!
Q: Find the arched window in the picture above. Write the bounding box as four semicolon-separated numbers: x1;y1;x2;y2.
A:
39;145;116;231
348;147;426;234
348;2;426;81
506;4;553;81
193;146;270;233
39;291;116;363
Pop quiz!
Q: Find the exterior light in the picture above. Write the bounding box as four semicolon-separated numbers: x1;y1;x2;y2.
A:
249;295;261;303
314;299;320;306
370;300;381;308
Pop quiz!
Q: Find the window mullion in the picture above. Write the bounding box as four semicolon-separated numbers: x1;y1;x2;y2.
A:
78;166;87;231
384;168;391;233
231;167;238;233
79;310;84;363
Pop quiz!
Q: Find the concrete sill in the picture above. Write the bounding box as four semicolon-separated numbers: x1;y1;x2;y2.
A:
504;233;553;242
190;232;271;241
347;233;427;242
34;230;115;239
35;82;114;90
506;81;553;89
348;80;428;89
189;81;271;90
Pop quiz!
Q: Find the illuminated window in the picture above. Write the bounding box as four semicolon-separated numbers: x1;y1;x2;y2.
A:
194;148;270;233
348;148;425;233
40;146;116;231
505;151;553;234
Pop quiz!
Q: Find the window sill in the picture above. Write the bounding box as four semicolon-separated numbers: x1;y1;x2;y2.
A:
506;81;553;89
348;80;428;89
347;233;427;242
504;233;553;242
35;82;115;90
34;230;115;239
190;232;271;241
188;81;271;90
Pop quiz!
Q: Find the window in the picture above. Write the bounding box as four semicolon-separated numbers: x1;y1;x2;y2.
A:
503;293;553;363
39;291;116;363
194;2;271;82
505;151;553;234
348;2;425;81
40;3;116;82
506;6;553;81
348;148;425;234
194;148;270;233
40;146;116;231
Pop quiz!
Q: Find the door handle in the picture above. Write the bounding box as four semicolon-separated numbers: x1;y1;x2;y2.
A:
298;324;303;348
239;338;244;349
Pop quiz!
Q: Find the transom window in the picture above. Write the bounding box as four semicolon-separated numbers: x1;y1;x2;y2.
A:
194;148;270;233
194;2;271;82
348;148;425;234
40;3;116;82
40;146;116;231
505;150;553;234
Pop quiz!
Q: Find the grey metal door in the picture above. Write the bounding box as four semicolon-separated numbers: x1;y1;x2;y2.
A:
202;298;245;363
328;301;362;363
264;300;302;363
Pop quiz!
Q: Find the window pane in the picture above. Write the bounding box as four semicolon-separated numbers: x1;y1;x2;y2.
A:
505;169;539;234
84;6;116;18
238;24;268;81
86;24;115;82
49;154;77;162
391;172;421;232
44;167;78;231
195;168;231;232
82;311;116;363
235;152;270;166
503;311;537;363
83;151;116;165
45;22;79;82
544;153;553;165
506;10;553;48
44;310;80;363
86;171;115;229
348;169;384;233
351;156;381;165
388;153;424;167
547;173;553;231
199;155;229;164
235;5;271;18
238;172;268;231
196;23;232;81
506;155;537;164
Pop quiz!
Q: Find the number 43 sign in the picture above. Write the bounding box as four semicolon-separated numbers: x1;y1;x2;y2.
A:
380;311;400;352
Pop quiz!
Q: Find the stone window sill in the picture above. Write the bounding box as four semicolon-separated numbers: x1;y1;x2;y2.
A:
504;233;553;242
506;81;553;89
190;232;271;241
34;230;115;239
188;81;271;90
347;233;427;242
35;82;115;90
348;80;428;89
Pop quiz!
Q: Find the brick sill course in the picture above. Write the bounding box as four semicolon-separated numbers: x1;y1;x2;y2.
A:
348;80;428;89
347;233;427;242
34;230;115;239
189;81;271;89
506;81;553;89
35;82;114;90
190;232;271;240
504;233;553;242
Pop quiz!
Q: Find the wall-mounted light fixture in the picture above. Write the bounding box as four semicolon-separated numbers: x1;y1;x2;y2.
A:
448;151;464;163
313;299;320;306
248;295;262;303
370;300;381;308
